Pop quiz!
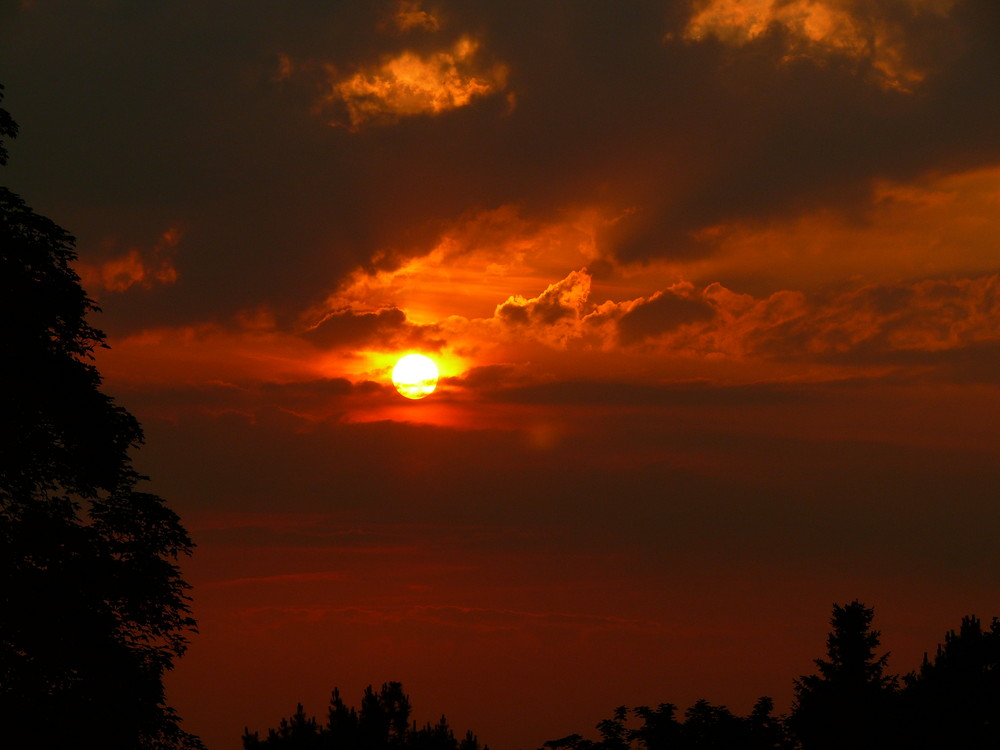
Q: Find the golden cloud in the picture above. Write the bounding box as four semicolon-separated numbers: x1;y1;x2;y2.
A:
683;0;956;90
496;270;593;336
317;205;600;324
324;36;508;129
459;267;1000;373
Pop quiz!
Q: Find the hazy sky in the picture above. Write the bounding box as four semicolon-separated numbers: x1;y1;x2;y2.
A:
4;1;1000;748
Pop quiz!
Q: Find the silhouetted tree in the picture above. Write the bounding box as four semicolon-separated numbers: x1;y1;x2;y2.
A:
0;84;200;748
744;697;792;750
897;614;1000;748
409;715;460;750
243;682;485;750
540;707;629;750
788;601;897;750
681;699;745;747
538;604;1000;750
327;686;362;747
360;681;412;750
631;703;682;750
543;697;792;750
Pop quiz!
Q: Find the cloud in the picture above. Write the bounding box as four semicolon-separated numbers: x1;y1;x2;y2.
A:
622;273;1000;367
683;0;957;90
228;602;671;635
302;306;444;351
9;0;1000;334
614;284;717;345
463;266;1000;376
314;36;508;130
758;274;1000;361
388;0;441;33
317;205;602;327
489;378;806;408
443;364;527;391
78;227;181;293
493;270;592;346
478;271;752;354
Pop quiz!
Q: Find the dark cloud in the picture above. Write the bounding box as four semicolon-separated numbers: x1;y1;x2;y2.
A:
303;307;443;350
113;376;388;420
746;274;1000;364
5;1;1000;333
826;340;1000;384
494;270;590;330
490;378;807;408
617;288;716;345
442;363;525;390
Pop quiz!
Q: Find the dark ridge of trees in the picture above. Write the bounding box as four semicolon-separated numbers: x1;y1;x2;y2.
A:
537;601;1000;750
0;84;202;748
243;681;488;750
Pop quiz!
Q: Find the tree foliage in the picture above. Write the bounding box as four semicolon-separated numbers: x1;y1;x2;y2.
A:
539;601;1000;750
789;600;897;750
541;696;793;750
898;614;1000;748
0;83;201;748
243;682;486;750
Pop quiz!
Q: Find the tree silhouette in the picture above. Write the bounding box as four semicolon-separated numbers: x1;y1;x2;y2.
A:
630;703;682;750
243;682;486;750
898;615;1000;748
744;697;792;750
536;603;1000;750
788;601;897;750
541;697;792;750
360;681;412;750
0;84;201;748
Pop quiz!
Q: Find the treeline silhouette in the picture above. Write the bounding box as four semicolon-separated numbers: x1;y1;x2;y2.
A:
541;602;1000;750
243;681;486;750
246;603;1000;750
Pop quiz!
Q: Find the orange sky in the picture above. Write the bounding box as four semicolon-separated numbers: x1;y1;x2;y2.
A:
4;1;1000;748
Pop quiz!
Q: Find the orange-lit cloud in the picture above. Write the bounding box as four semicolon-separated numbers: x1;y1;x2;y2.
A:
316;36;508;130
316;205;601;325
615;273;1000;368
89;161;1000;429
302;306;443;352
683;0;956;89
389;0;441;33
676;164;1000;289
441;267;1000;377
494;270;592;345
79;227;181;293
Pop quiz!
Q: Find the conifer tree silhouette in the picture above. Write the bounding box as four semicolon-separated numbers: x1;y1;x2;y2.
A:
243;682;485;750
789;601;897;750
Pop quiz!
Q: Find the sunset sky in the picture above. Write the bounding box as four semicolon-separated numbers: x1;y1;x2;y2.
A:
4;1;1000;747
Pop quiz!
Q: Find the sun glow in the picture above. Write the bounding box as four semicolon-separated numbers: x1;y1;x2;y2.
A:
391;353;440;399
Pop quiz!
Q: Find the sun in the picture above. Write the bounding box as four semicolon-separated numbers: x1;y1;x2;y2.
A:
391;353;439;400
